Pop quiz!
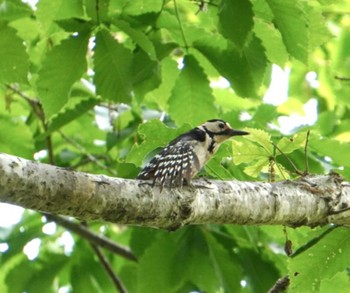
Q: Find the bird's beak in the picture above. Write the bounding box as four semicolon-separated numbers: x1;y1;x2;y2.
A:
226;129;250;136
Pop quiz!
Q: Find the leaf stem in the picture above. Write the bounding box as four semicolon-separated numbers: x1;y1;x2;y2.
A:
173;0;189;52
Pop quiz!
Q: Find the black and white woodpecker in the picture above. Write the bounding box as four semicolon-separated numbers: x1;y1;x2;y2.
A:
137;119;249;190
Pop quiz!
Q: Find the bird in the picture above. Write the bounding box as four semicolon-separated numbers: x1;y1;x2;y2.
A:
137;119;249;190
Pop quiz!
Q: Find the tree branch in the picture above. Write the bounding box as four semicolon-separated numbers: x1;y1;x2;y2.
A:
43;213;137;262
1;153;350;229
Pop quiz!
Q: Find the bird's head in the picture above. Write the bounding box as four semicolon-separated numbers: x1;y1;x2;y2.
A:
200;119;249;143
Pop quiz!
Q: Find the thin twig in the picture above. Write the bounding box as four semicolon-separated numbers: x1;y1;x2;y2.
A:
90;241;128;293
334;75;350;81
59;130;117;176
44;213;137;262
304;130;310;174
6;84;55;164
267;275;290;293
173;0;189;51
272;142;304;176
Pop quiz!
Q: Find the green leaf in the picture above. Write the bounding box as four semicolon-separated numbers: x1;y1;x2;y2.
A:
168;55;217;126
0;0;32;21
244;128;273;154
55;18;94;32
46;97;98;136
36;0;84;34
205;233;242;292
194;35;267;98
289;227;350;292
205;144;234;179
112;19;157;60
304;3;332;51
309;135;350;166
93;29;132;103
333;27;350;77
252;104;279;126
266;0;308;63
320;271;350;293
277;132;307;154
231;128;273;177
217;226;280;292
132;50;161;98
232;140;268;165
253;18;289;66
0;116;33;159
243;157;269;177
0;22;29;84
84;0;109;22
71;264;102;293
218;0;254;50
37;32;89;117
138;227;240;292
127;119;190;166
144;57;179;110
122;0;163;15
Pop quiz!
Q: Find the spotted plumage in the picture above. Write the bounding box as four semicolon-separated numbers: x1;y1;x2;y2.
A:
137;119;249;190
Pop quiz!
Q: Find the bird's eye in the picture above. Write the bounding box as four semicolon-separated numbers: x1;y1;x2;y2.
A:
219;123;225;129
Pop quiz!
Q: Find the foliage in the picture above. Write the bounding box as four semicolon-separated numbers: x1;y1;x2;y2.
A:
1;0;350;292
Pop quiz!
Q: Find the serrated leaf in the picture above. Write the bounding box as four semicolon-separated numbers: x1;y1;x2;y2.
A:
243;157;269;177
304;3;332;51
112;19;157;60
289;227;350;292
168;55;217;126
218;0;254;50
94;29;132;103
277;132;307;154
254;18;289;66
132;50;161;98
36;0;84;34
127;120;190;166
266;0;308;63
46;97;98;136
55;18;94;32
37;32;89;117
244;128;273;153
0;0;32;21
232;140;269;165
194;35;267;98
145;57;179;110
0;22;29;84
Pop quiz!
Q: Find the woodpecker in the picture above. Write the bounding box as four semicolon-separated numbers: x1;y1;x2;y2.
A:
137;119;249;190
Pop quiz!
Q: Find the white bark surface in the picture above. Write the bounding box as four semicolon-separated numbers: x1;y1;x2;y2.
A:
1;153;349;229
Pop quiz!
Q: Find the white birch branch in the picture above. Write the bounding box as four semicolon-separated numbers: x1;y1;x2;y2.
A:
1;153;350;229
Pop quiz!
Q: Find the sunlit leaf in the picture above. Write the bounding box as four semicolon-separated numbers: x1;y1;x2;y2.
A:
0;22;29;84
289;227;350;291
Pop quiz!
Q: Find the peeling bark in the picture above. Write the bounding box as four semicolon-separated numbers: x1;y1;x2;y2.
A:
0;153;350;229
